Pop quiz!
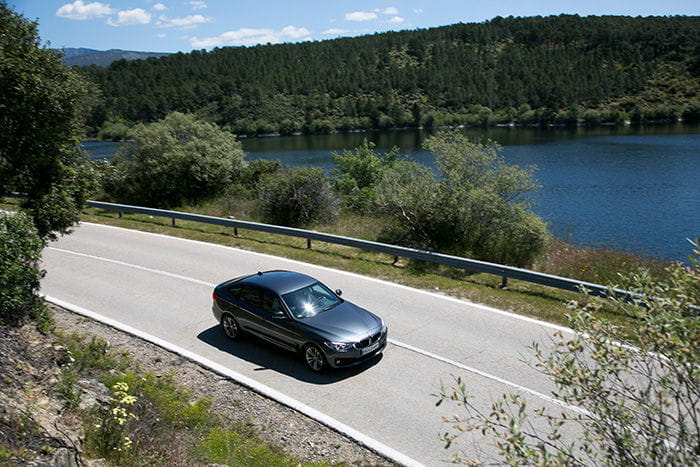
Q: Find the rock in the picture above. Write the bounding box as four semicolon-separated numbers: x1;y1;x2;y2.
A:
53;345;73;366
31;447;78;467
77;379;110;411
83;458;107;467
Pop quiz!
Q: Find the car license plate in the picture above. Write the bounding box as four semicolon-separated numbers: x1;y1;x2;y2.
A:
361;339;381;355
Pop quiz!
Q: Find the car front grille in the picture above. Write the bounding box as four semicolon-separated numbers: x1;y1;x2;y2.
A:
354;329;384;349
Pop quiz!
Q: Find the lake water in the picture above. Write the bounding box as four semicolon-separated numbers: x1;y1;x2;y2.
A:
84;124;700;262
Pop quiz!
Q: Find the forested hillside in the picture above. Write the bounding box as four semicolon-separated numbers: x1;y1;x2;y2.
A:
82;14;700;136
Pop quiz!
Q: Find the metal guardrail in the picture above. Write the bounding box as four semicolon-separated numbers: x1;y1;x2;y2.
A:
86;200;644;302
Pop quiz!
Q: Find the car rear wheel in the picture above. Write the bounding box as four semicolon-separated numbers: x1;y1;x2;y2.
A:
303;344;326;373
221;314;241;340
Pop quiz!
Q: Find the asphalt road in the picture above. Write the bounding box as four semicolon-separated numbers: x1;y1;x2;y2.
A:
41;222;579;465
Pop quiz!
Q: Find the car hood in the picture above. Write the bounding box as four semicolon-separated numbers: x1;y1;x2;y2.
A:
303;301;382;341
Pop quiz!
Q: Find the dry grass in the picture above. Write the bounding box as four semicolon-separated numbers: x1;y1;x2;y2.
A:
2;196;672;330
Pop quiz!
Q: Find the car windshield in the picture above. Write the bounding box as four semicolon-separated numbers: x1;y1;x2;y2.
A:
281;282;342;319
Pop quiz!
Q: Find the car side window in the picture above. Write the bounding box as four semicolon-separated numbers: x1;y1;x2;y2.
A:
260;291;284;315
229;284;263;308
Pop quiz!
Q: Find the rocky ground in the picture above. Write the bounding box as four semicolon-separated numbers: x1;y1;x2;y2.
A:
0;304;394;466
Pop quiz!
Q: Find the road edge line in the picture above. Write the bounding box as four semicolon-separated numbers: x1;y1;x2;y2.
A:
76;221;575;335
45;295;423;467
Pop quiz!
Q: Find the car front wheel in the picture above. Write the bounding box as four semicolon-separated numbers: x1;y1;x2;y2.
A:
221;314;241;340
303;344;326;373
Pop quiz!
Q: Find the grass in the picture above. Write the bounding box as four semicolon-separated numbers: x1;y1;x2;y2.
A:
53;330;331;466
85;203;671;330
2;196;673;330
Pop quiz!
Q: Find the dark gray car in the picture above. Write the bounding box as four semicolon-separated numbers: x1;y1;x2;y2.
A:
212;270;387;372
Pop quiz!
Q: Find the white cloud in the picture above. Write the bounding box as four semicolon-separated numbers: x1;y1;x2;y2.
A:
413;8;424;14
388;16;404;24
190;26;312;48
157;14;209;29
56;1;113;20
107;8;151;26
189;1;207;10
345;11;377;22
379;7;399;15
153;3;167;11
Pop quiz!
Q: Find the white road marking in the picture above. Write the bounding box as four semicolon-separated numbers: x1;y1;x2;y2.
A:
48;247;215;287
72;221;577;334
44;295;424;467
48;244;587;415
390;339;588;415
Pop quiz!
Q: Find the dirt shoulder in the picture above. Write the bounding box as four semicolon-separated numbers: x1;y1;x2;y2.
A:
0;304;394;466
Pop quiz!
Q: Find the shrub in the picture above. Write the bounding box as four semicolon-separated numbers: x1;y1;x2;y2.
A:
97;119;132;141
0;212;49;328
437;241;700;465
257;166;338;227
376;131;548;267
103;112;246;208
331;139;398;212
236;159;281;191
681;100;700;122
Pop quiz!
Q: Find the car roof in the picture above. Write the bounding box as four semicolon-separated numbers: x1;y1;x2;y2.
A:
235;270;318;296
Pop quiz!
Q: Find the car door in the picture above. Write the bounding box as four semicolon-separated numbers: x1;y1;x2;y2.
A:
226;284;264;333
257;290;306;352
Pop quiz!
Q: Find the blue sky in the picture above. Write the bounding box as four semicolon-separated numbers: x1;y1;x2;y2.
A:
10;0;700;53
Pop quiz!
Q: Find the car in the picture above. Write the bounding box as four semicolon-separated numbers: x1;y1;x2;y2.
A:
212;270;388;372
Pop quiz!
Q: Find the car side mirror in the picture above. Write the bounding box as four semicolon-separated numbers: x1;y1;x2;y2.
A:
272;311;287;319
335;289;342;297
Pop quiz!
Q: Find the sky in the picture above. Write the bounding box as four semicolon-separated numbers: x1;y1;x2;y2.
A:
10;0;700;53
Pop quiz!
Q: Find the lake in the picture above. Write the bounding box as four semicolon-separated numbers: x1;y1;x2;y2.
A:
84;123;700;262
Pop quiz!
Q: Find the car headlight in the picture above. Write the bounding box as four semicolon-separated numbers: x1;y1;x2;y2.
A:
324;341;355;352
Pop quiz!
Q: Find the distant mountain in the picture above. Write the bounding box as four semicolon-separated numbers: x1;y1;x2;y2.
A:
60;48;170;67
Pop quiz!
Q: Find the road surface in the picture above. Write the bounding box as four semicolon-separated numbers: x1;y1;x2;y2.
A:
41;222;578;465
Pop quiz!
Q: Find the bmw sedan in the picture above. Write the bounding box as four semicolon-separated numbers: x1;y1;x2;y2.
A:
212;270;388;372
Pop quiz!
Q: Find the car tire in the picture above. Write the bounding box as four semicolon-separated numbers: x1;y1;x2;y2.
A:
221;314;241;340
303;344;326;373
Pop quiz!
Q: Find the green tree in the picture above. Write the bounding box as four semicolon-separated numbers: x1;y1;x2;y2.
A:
257;166;338;227
0;2;97;240
104;112;246;208
331;139;399;212
437;240;700;465
376;131;548;267
0;212;49;328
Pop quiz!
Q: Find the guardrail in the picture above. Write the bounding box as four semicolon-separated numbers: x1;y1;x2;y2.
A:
85;200;645;303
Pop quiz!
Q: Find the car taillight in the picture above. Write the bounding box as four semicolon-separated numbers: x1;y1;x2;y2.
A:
212;291;218;302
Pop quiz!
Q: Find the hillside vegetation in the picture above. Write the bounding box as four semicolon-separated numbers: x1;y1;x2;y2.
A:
82;14;700;136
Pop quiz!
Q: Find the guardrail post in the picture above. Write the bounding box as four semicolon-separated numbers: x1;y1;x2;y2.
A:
82;200;695;310
234;226;238;237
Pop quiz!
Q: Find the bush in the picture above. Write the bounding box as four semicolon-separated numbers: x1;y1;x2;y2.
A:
331;139;398;212
437;240;700;465
257;166;338;227
0;212;49;328
376;131;548;267
236;159;281;191
97;119;132;141
103;112;246;208
681;101;700;122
